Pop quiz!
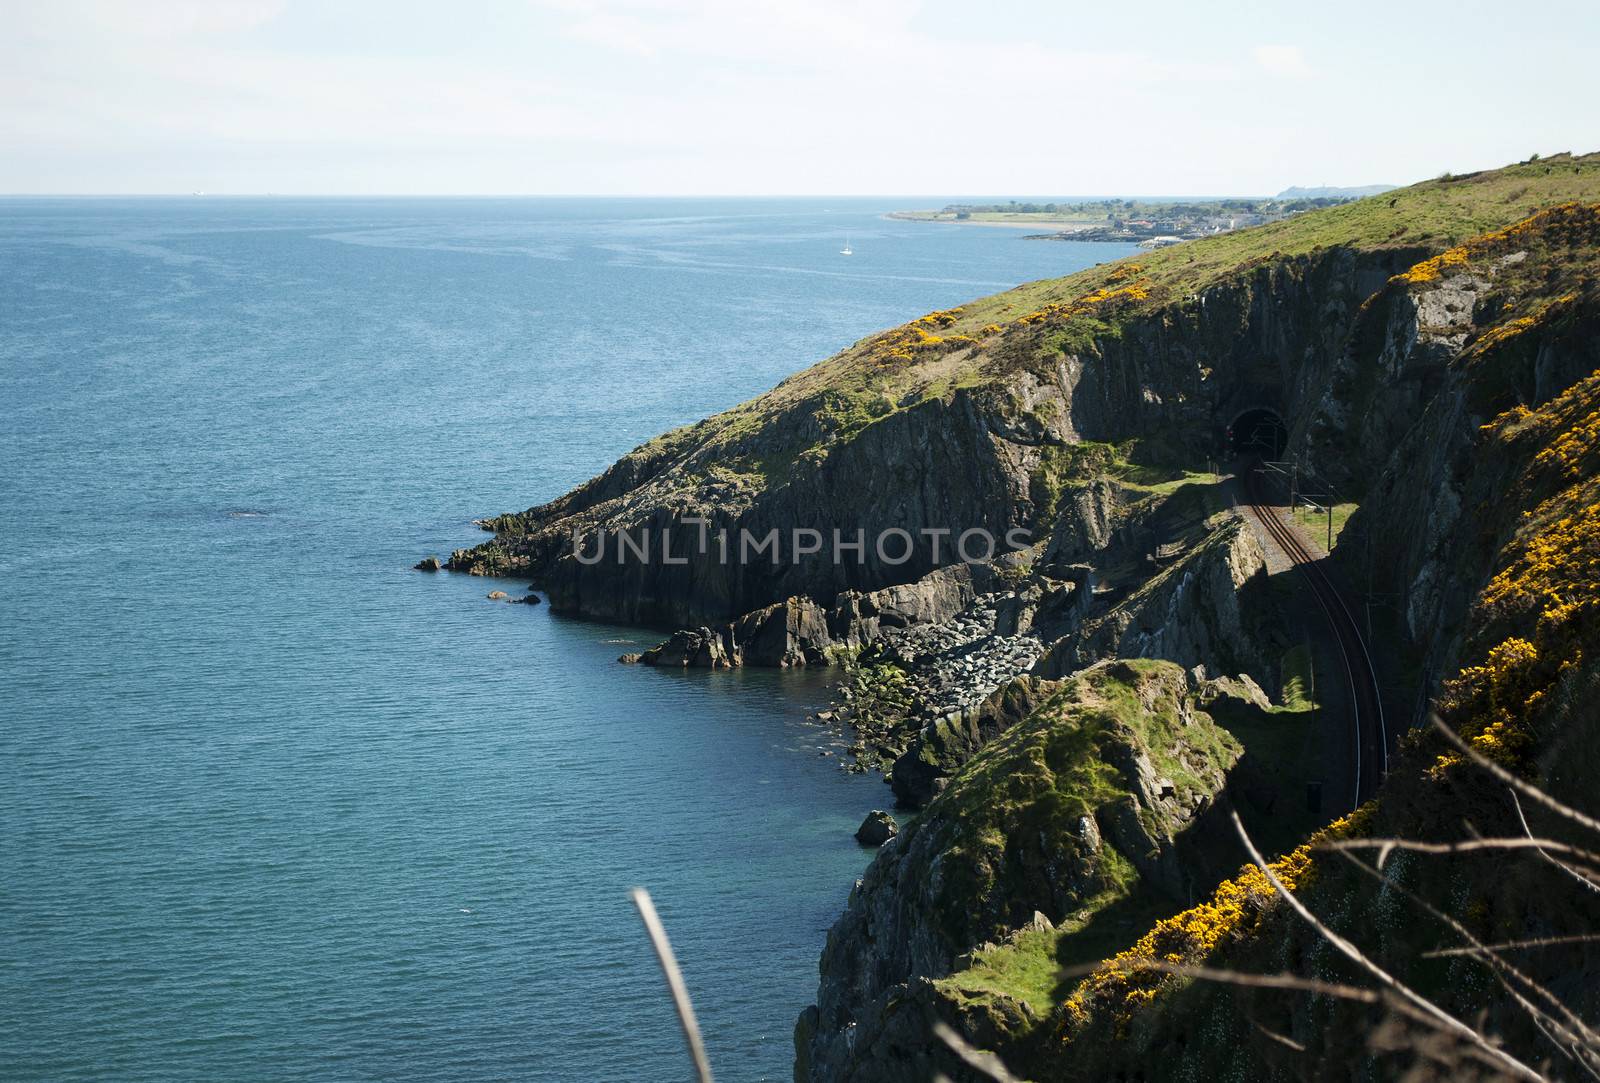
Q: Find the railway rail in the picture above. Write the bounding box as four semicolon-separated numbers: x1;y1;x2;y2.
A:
1243;464;1387;807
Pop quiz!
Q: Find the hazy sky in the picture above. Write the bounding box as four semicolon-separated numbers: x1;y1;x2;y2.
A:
3;0;1596;196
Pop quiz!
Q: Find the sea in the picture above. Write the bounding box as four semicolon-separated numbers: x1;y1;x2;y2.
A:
0;196;1132;1081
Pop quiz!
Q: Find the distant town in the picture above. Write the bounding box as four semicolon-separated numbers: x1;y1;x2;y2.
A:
887;185;1394;246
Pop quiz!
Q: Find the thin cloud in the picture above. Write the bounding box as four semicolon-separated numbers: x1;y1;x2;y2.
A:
1253;44;1313;78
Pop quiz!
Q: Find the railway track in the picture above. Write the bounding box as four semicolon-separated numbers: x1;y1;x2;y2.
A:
1243;465;1387;807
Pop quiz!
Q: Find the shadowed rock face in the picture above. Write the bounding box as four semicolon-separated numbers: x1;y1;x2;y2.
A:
453;384;1053;628
449;244;1419;636
796;661;1243;1083
1036;206;1600;1083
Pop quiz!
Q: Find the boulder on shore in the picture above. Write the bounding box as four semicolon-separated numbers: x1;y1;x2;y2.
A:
640;627;735;668
414;556;442;572
855;810;899;847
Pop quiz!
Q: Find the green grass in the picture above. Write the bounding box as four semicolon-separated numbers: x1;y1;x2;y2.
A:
938;925;1068;1014
937;848;1169;1019
634;155;1600;483
1096;663;1242;802
1030;436;1222;518
923;661;1242;942
1290;501;1359;552
1280;643;1316;710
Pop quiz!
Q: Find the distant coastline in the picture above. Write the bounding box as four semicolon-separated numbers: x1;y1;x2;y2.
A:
882;210;1077;229
887;187;1395;243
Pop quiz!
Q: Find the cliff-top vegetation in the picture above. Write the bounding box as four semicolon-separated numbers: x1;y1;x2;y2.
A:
552;155;1600;497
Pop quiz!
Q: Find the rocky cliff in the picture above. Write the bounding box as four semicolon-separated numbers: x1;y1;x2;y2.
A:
796;173;1600;1080
989;196;1600;1079
456;156;1600;663
441;154;1600;1081
795;660;1248;1082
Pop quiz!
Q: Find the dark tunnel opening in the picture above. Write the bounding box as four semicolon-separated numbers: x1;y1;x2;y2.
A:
1229;408;1288;459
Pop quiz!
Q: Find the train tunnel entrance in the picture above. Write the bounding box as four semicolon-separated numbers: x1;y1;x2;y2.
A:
1229;408;1288;459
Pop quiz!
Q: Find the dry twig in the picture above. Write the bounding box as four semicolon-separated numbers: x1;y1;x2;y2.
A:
631;888;715;1083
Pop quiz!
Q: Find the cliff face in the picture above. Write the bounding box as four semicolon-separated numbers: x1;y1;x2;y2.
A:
459;155;1600;637
786;192;1600;1079
453;248;1407;635
441;156;1600;1081
1028;203;1600;1080
796;661;1247;1083
454;376;1055;628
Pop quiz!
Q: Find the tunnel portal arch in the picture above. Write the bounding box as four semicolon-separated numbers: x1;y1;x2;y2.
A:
1228;407;1289;459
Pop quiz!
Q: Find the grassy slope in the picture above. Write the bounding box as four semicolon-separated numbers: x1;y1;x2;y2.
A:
632;156;1600;471
482;154;1600;527
951;152;1600;329
920;660;1240;1008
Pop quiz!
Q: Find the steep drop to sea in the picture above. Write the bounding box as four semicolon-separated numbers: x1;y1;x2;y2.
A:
0;196;1137;1082
459;156;1600;1080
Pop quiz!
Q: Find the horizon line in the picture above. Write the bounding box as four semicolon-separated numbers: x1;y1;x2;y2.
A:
0;189;1388;201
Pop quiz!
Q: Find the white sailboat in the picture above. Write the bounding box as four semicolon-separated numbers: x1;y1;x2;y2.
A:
840;235;853;256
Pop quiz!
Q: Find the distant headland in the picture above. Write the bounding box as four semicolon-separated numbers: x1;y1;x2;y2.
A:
887;184;1395;245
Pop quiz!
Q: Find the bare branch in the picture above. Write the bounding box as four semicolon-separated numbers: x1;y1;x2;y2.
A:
1057;958;1381;1002
1252;1020;1307;1052
630;888;715;1083
1230;810;1551;1083
1322;835;1600;868
1431;715;1600;836
1511;790;1600;895
1422;934;1600;959
1332;847;1600;1076
931;1021;1024;1083
1077;959;1555;1079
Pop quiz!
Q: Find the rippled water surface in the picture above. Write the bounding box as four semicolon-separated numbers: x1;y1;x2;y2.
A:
0;197;1131;1081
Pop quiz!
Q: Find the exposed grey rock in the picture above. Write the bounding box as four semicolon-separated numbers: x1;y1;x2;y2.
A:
1197;672;1273;713
452;379;1058;629
1038;518;1268;681
854;810;898;846
630;563;987;669
799;661;1241;1082
413;555;442;572
640;627;734;668
1041;478;1120;567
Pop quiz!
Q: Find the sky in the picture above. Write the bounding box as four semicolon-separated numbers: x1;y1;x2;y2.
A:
1;0;1596;196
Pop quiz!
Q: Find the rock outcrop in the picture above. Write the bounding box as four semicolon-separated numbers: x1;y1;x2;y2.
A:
1041;517;1269;682
797;660;1244;1082
853;810;898;847
636;564;984;669
1018;201;1600;1080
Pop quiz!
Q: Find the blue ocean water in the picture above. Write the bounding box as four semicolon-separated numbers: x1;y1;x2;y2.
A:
0;197;1131;1082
